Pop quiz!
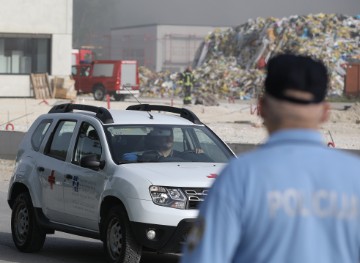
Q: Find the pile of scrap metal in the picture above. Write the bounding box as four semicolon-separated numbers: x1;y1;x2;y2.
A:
139;13;360;102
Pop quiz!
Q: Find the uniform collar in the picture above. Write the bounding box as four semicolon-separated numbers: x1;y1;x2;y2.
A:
265;129;325;146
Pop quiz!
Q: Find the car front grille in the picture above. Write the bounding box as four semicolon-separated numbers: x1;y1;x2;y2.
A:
183;188;209;209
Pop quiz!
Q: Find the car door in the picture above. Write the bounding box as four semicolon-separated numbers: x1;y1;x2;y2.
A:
73;64;92;93
63;121;105;231
37;120;77;222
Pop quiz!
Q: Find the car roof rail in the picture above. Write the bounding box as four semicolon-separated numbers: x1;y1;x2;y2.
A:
126;104;202;124
48;103;114;124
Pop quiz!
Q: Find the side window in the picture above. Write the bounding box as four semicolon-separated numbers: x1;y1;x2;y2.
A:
80;66;90;76
47;121;76;161
195;129;228;162
31;119;52;151
92;64;114;77
71;66;77;76
174;128;196;152
172;128;185;151
73;122;102;165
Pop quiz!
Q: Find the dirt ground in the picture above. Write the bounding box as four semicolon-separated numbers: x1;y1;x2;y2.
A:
0;96;359;182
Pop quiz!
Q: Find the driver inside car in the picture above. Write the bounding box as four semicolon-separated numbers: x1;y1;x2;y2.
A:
155;128;175;157
122;127;180;162
145;127;205;160
123;127;207;163
147;127;180;158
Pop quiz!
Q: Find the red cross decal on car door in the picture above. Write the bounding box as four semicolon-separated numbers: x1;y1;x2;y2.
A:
48;170;56;190
207;173;217;179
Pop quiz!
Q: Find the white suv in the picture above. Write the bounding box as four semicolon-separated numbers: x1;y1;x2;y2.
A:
7;103;235;263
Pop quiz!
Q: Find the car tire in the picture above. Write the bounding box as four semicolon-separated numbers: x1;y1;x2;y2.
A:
11;192;46;252
103;205;142;263
114;94;125;101
93;85;106;101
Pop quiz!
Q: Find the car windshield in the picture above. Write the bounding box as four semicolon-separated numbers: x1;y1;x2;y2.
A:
105;125;233;164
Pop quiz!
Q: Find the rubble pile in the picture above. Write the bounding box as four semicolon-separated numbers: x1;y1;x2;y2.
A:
139;67;179;98
140;13;360;100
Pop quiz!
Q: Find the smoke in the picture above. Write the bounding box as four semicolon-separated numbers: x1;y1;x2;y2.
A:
78;0;359;27
73;0;360;57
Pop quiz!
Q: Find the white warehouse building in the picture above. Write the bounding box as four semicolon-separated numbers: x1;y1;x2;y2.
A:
110;24;228;72
0;0;72;97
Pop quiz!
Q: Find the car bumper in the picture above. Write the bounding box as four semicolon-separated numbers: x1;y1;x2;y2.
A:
115;89;139;94
130;219;195;253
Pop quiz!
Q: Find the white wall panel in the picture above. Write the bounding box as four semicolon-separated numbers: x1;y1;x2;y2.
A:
0;0;73;97
0;0;72;34
52;34;72;76
0;76;31;97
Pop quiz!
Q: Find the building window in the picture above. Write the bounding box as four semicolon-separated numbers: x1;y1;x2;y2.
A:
0;34;51;74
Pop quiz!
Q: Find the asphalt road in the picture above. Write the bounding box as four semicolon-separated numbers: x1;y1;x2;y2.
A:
0;182;180;263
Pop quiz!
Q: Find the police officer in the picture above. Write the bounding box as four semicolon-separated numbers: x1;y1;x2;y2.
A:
181;53;360;263
180;66;195;105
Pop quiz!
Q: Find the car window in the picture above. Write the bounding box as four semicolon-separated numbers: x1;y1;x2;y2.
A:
105;125;233;164
73;122;102;165
31;119;52;151
92;63;114;77
195;128;229;163
172;128;184;151
46;120;76;161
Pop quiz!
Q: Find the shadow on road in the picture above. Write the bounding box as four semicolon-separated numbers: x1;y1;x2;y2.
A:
0;232;180;263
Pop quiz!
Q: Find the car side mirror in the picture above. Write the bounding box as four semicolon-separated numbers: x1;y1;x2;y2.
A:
80;154;105;170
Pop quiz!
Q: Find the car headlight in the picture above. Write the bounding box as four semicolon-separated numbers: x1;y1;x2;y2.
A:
149;186;187;209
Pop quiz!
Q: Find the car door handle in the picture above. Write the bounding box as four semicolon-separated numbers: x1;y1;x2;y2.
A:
65;174;73;180
38;167;45;172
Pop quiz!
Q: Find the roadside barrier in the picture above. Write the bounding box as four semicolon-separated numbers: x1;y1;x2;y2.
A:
106;94;111;109
38;99;49;105
327;131;336;148
327;142;335;147
0;113;32;131
5;123;14;131
250;103;260;115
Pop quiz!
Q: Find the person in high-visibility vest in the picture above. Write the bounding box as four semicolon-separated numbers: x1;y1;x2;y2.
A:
180;67;195;105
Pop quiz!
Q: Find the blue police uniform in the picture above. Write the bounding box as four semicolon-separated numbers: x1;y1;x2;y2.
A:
181;129;360;263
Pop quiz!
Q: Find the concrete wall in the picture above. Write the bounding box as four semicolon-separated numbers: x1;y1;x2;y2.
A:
0;76;32;97
157;25;226;72
52;34;73;76
0;0;73;97
227;143;360;157
0;131;25;159
0;0;72;34
111;25;228;72
111;26;157;71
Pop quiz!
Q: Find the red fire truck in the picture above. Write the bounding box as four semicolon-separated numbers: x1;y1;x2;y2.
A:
71;60;140;101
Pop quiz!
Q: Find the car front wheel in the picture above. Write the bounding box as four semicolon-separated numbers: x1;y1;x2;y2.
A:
103;205;142;263
11;192;46;252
